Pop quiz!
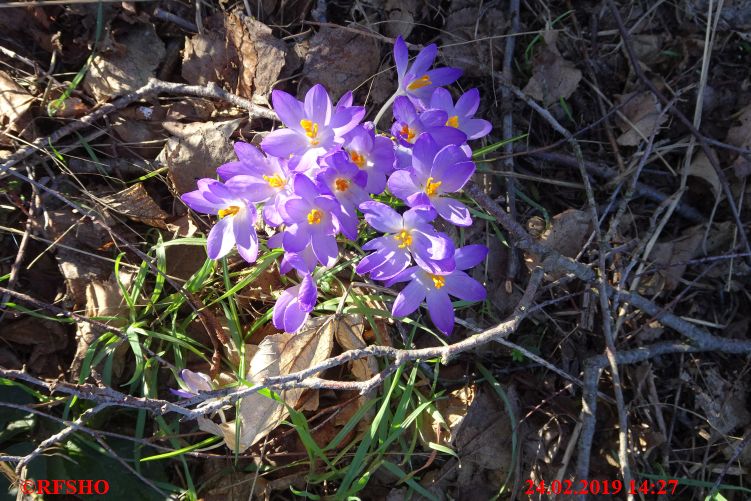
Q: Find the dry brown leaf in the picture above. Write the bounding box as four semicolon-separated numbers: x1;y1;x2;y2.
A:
159;118;243;194
616;91;667;146
686;150;722;199
70;270;133;379
301;27;380;100
0;317;67;375
0;70;34;141
182;13;287;99
99;183;169;229
525;209;592;276
689;365;750;435
201;316;336;452
440;1;506;77
523;33;582;107
333;314;377;381
641;222;734;292
83;23;165;101
382;0;420;39
421;384;476;446
725;103;751;178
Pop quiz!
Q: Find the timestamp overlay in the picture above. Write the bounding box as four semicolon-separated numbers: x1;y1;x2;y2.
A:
524;479;679;497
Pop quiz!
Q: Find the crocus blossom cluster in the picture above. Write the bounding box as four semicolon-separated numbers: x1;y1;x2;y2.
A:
181;36;492;335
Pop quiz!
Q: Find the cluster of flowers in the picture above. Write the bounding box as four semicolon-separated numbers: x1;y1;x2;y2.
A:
181;37;491;336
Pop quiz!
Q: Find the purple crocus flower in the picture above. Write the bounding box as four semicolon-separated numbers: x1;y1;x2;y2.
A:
261;85;365;173
180;179;259;262
317;152;369;239
341;124;396;194
388;244;488;335
273;273;317;333
388;134;476;227
390;96;466;148
281;174;343;268
429;88;492;140
356;201;454;280
216;142;294;226
171;369;213;398
269;232;319;275
394;36;462;108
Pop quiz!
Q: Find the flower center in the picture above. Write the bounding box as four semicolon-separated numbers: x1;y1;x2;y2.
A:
300;119;320;146
218;205;240;218
263;174;285;189
307;208;323;225
407;74;432;91
334;178;349;192
349;150;366;168
428;273;446;289
399;124;416;143
425;177;442;197
393;229;413;248
446;115;459;128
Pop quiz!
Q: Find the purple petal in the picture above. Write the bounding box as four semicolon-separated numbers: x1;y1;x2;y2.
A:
283;196;312;223
429;87;454;112
298;274;318;311
304;84;332;125
261;128;308;158
392;279;426;317
387;170;420;202
392;96;418;124
432;196;472;226
217;161;251;180
454;244;489;270
181;190;222;214
394;36;409;82
283;224;310;252
273;287;296;330
409;44;437;77
233;209;259;263
311;233;339;268
234;141;265;164
433;160;475;193
206;216;236;259
271;90;305;129
426;290;454;334
411;134;439;177
283;300;308;333
360;201;404;233
293;174;320;202
443;271;486;302
425;67;462;88
455;88;481;116
461;118;493;140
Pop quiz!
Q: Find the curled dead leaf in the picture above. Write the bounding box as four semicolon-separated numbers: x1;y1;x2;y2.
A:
159;118;243;194
201;315;337;452
83;23;165;101
616;91;667;146
99;183;169;229
182;13;287;99
523;32;582;107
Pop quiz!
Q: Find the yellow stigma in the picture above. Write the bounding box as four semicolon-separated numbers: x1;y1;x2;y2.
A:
263;174;285;188
400;124;416;142
425;177;442;197
446;115;459;128
300;119;320;146
428;274;446;289
407;75;432;91
307;208;323;225
334;178;349;192
218;205;240;218
349;150;366;168
393;229;412;248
